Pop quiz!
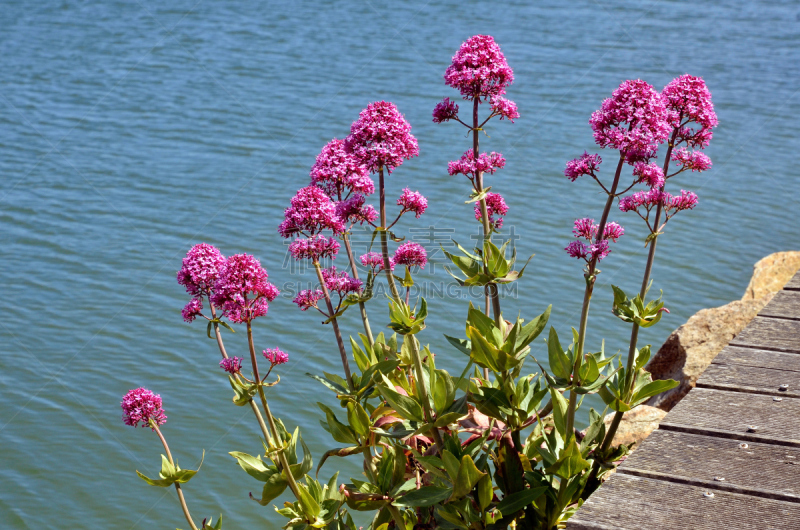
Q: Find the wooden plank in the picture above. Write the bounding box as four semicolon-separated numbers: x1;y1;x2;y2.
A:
660;387;800;446
568;473;800;530
759;290;800;320
786;271;800;290
712;345;800;373
617;429;800;501
730;316;800;353
697;363;800;397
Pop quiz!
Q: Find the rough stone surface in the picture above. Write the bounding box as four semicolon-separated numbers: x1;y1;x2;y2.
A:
602;405;667;448
743;251;800;300
645;251;800;411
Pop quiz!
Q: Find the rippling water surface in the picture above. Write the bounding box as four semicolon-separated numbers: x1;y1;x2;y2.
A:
1;1;799;527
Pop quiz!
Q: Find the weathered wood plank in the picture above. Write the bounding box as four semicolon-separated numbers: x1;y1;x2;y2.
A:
661;387;800;446
697;363;800;397
617;429;800;501
568;473;800;530
759;290;800;320
730;316;800;353
786;271;800;291
712;345;800;373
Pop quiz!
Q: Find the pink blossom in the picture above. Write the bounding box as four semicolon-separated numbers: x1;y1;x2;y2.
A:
432;97;459;123
121;388;167;429
335;194;378;226
177;243;226;297
589;240;610;261
397;188;428;218
662;75;718;148
565;240;589;260
566;217;623;262
279;185;345;238
219;356;243;374
393;242;427;269
182;298;203;323
444;35;514;100
671;147;712;172
619;188;698;217
572;218;596;239
263;348;289;366
310;138;375;198
322;266;363;295
360;251;394;272
289;234;340;262
211;254;279;324
345;101;419;174
448;150;505;180
604;222;625;242
669;189;698;212
565;152;602;182
293;289;324;311
633;162;665;188
590;79;670;158
475;192;509;229
490;96;519;122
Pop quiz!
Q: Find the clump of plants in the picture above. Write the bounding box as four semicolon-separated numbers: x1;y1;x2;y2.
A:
120;35;717;529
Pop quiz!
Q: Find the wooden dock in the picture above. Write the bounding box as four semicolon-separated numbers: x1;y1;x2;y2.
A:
569;272;800;529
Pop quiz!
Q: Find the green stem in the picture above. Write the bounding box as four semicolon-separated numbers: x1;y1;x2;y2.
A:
313;261;355;391
342;232;375;347
152;424;199;530
378;166;402;302
246;323;302;500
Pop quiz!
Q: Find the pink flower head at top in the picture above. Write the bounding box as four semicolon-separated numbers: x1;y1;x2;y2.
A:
310;138;375;199
293;289;324;311
490;96;519;122
279;185;345;239
633;162;665;188
565;218;624;263
345;101;419;174
565;152;602;182
397;188;428;218
322;266;363;295
589;79;670;160
182;297;203;323
448;150;506;181
476;192;509;229
263;348;289;366
671;147;712;173
360;251;395;273
444;35;514;100
289;234;340;262
432;97;460;123
177;243;226;298
219;356;243;374
662;74;718;148
393;242;427;269
335;194;378;226
210;254;279;324
121;388;167;429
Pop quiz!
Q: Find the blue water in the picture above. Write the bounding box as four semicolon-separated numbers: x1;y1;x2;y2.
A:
1;1;799;528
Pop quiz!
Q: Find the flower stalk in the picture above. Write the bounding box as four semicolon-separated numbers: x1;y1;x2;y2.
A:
312;261;355;391
151;423;199;530
341;232;374;346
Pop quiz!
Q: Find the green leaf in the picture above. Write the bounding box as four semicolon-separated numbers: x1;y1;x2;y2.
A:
547;327;572;381
634;345;651;372
316;446;369;476
550;388;569;439
477;475;493;510
318;403;359;445
465;186;491;204
631;378;679;406
347;402;371;437
136;470;175;488
395;486;453;507
515;306;551;352
306;374;349;395
545;438;590;479
376;375;425;422
441;450;461;482
449;455;486;501
250;473;288;506
296;483;321;520
496;486;548;516
228;451;277;482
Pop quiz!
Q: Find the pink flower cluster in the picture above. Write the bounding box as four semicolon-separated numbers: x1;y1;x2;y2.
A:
210;254;279;324
360;251;394;273
475;192;509;229
279;185;345;238
564;152;602;182
490;96;519;122
310;138;375;198
177;243;226;297
293;289;324;311
633;162;665;188
590;79;670;158
565;218;624;262
662;74;718;148
671;147;712;172
121;388;167;429
448;150;506;180
182;297;203;323
335;194;378;226
444;35;514;100
619;189;698;216
219;356;243;374
345;101;419;174
432;97;460;123
393;242;427;269
397;188;428;218
263;348;289;365
322;266;362;295
289;234;340;262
